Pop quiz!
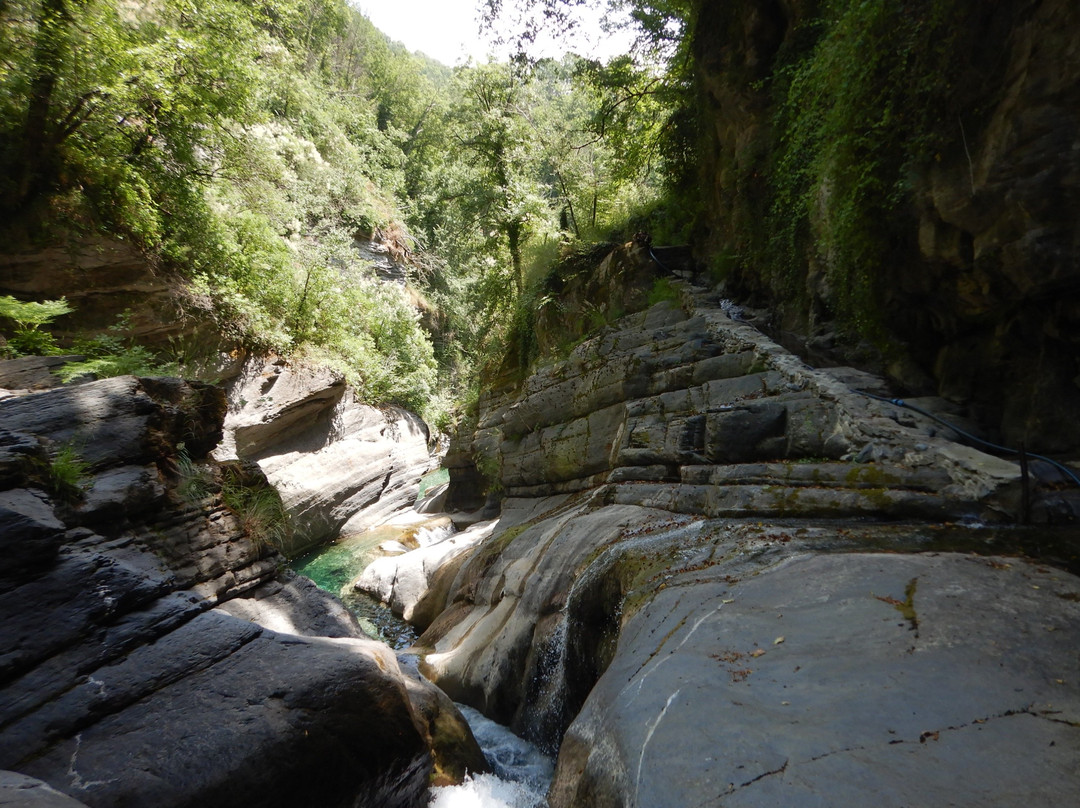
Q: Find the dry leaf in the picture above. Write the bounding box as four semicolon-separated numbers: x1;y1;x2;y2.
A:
773;636;785;645
750;648;766;658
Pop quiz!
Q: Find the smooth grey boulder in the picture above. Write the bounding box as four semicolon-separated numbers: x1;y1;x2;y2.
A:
0;772;90;808
549;552;1080;808
0;375;472;808
15;613;432;808
216;571;490;791
216;568;364;639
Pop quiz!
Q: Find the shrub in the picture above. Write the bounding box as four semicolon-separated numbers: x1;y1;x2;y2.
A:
0;296;73;357
56;311;178;382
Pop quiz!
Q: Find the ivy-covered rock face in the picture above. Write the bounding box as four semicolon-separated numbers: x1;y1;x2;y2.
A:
692;0;1080;451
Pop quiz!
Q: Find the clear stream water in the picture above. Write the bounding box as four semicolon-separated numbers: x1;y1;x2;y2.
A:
290;525;419;649
289;526;554;808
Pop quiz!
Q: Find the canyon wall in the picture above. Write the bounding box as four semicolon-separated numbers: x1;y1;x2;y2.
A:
692;0;1080;451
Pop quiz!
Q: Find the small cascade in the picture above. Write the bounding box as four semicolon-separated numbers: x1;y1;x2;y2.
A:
518;519;709;754
380;519;457;554
516;618;570;754
428;705;554;808
415;520;457;547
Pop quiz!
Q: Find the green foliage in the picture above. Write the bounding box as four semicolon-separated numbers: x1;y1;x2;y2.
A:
646;276;679;306
175;443;215;503
765;0;973;338
0;295;72;356
45;442;90;503
0;0;444;413
220;464;292;552
0;0;698;424
57;311;177;382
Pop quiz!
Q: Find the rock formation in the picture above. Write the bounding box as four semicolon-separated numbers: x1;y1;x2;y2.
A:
214;357;437;557
0;238;213;353
692;0;1080;451
391;263;1080;805
0;369;481;807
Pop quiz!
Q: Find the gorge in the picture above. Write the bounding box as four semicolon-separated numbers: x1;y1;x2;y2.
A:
2;1;1080;806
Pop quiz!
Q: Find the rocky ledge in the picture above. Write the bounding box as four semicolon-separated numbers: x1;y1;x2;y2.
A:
369;263;1080;806
0;371;482;807
215;357;437;557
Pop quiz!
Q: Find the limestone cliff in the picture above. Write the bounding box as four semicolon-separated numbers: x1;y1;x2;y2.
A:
692;0;1080;452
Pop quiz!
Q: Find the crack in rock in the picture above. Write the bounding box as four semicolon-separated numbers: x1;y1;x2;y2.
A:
635;688;681;803
67;733;116;792
726;758;789;793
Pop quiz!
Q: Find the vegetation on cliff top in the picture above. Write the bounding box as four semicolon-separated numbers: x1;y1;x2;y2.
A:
2;0;1013;423
0;0;690;425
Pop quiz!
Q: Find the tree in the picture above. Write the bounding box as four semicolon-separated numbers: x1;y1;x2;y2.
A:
446;61;548;298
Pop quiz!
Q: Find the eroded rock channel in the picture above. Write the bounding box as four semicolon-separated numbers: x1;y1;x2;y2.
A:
366;274;1080;806
2;270;1079;807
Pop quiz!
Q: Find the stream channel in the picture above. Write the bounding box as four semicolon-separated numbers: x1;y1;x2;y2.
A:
290;524;554;808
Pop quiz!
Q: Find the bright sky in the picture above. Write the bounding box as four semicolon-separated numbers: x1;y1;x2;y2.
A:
354;0;636;66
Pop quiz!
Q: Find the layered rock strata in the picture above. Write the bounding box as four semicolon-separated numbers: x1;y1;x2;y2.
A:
215;357;437;556
452;286;1027;522
0;371;478;807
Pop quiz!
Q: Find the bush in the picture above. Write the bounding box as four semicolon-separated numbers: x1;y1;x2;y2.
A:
220;463;293;552
0;296;73;357
45;442;91;504
56;312;177;383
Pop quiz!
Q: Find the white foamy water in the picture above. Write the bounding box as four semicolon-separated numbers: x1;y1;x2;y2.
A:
415;522;457;547
428;704;553;808
428;773;547;808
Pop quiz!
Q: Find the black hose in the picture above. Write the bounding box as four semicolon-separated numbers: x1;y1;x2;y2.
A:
855;390;1080;488
648;246;670;275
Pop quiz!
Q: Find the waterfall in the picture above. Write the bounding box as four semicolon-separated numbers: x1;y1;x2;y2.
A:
428;705;553;808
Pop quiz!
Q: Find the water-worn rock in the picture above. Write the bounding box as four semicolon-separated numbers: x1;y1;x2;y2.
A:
356;519;500;630
0;772;90;807
550;551;1080;808
0;375;471;808
418;265;1080;807
215;357;436;555
415;496;1080;806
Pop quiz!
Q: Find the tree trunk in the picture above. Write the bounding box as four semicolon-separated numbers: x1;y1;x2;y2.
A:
507;221;524;297
12;0;80;213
